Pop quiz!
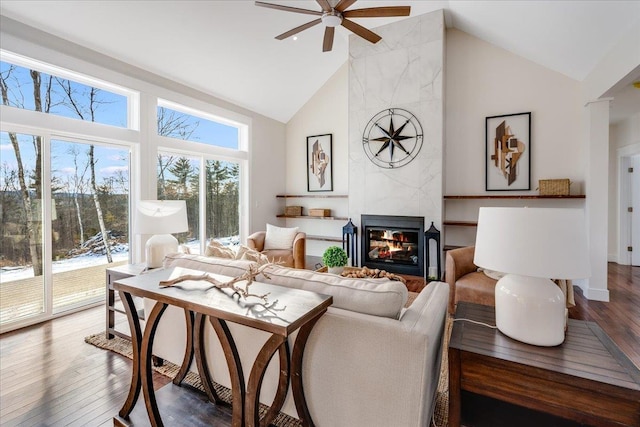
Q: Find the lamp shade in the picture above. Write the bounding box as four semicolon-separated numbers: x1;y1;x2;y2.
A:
134;200;188;235
474;207;590;280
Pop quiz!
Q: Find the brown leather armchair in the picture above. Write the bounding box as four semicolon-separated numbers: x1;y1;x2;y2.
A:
246;231;306;269
445;246;497;315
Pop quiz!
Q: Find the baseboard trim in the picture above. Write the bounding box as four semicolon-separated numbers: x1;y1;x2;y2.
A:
585;287;610;302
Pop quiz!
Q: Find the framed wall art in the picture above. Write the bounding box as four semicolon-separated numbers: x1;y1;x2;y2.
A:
485;112;531;191
307;133;333;192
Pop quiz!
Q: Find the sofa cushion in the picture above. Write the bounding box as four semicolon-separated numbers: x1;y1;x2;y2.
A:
260;265;408;319
163;253;258;277
263;224;298;250
204;240;235;258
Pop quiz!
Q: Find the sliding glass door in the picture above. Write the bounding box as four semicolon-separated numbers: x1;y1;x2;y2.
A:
0;132;131;329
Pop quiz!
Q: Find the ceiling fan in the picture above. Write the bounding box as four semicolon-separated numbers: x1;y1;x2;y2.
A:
255;0;411;52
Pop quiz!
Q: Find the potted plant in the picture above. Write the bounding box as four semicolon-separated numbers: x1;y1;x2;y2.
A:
322;245;348;275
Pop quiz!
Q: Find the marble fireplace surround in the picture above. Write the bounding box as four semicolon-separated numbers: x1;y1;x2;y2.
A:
348;10;445;270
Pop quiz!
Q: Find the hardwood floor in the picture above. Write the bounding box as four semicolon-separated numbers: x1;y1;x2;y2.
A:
0;307;170;426
0;263;638;426
570;263;640;368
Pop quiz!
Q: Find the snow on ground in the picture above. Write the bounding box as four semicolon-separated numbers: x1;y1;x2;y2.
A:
0;244;130;283
0;236;240;283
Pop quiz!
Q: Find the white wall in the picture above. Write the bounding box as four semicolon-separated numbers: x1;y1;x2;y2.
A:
444;28;585;247
283;63;349;256
583;21;640;102
445;28;584;195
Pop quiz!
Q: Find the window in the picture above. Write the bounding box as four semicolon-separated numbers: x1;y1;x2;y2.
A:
1;54;131;128
156;101;245;253
0;51;135;331
158;100;239;149
0;49;249;332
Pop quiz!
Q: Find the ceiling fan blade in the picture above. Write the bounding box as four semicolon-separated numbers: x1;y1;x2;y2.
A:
275;18;322;40
255;1;322;16
343;6;411;18
341;18;382;44
323;26;335;52
316;0;332;12
335;0;357;12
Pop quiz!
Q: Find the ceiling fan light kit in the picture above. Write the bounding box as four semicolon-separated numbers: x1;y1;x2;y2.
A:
322;12;343;27
255;0;411;52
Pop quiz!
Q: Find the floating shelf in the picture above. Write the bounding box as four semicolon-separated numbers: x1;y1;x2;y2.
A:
443;221;478;227
306;235;342;242
277;194;348;198
444;195;585;199
276;214;348;221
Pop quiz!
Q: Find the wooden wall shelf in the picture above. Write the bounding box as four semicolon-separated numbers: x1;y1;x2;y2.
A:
277;194;348;198
443;221;478;227
444;195;585;199
276;214;348;221
306;235;342;243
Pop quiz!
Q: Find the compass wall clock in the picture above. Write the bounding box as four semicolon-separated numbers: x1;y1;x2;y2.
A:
362;108;423;169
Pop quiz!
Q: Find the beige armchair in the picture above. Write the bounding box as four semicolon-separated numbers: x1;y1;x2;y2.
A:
246;231;306;269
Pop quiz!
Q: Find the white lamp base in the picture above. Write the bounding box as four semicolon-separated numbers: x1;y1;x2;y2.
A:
145;234;179;269
495;274;566;346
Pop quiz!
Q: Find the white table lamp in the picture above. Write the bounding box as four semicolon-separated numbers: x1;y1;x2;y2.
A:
474;207;590;346
135;200;188;269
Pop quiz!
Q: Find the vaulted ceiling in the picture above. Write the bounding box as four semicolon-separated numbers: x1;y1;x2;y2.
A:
1;1;638;123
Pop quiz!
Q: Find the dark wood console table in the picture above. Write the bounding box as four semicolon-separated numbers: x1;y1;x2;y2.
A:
449;303;640;427
112;266;332;427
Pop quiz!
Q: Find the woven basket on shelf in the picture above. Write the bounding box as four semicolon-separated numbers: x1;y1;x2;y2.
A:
538;179;570;196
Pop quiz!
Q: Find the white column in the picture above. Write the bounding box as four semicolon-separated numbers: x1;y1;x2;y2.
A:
583;98;612;301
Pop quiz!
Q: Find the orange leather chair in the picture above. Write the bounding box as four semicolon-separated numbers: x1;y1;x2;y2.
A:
246;231;306;269
445;246;497;315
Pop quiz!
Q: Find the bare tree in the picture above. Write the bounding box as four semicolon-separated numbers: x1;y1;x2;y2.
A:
65;145;90;245
0;65;48;275
156;108;199;198
56;79;113;262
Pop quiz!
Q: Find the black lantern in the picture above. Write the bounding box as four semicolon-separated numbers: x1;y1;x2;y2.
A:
342;218;358;266
424;222;441;281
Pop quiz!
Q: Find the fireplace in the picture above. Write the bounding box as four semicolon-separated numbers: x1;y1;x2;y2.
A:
361;215;424;277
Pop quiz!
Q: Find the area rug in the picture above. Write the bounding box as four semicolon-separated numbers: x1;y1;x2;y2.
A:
85;317;451;426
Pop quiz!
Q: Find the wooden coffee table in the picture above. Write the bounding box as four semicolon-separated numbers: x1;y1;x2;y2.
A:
449;303;640;427
112;266;332;427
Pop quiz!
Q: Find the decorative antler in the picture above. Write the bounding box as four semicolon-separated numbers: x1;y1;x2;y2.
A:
159;263;274;302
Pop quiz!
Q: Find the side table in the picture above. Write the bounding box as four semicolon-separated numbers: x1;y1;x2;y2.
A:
448;303;640;427
112;266;332;427
105;264;148;340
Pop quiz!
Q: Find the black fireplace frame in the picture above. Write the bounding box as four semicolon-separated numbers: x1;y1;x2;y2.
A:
361;214;424;277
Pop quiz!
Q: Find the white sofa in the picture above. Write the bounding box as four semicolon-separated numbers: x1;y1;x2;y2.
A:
144;253;449;427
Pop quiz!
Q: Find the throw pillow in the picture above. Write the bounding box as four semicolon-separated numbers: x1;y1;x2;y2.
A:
241;250;270;265
263;224;298;250
205;239;235;259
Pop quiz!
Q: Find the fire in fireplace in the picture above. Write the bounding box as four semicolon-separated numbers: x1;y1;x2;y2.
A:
361;215;424;277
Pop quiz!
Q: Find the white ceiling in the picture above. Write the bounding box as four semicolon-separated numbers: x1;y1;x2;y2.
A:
1;1;639;123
